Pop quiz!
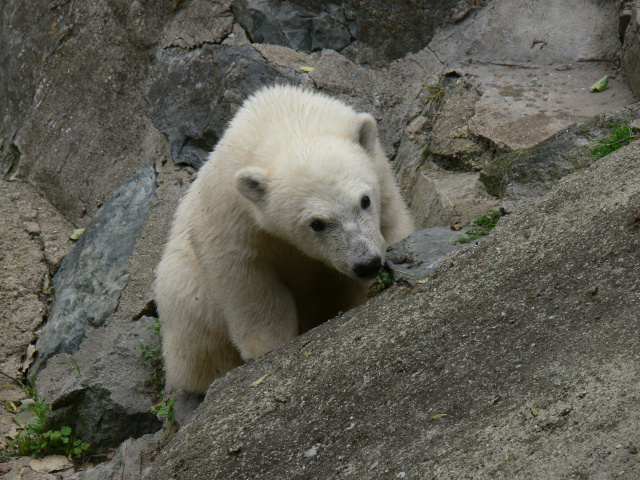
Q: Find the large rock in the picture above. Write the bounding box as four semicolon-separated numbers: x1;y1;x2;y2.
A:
147;44;305;169
145;139;640;480
35;317;162;452
0;0;71;178
429;0;636;151
0;180;73;378
30;165;157;377
480;102;640;202
621;3;640;98
232;0;460;67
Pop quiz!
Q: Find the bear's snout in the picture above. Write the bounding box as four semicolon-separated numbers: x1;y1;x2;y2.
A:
353;256;382;278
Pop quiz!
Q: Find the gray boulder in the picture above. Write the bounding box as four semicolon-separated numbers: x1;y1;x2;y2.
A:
35;317;162;453
233;0;461;67
147;44;305;169
30;164;157;377
480;103;640;202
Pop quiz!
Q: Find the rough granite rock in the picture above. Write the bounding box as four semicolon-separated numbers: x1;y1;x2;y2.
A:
147;44;306;169
480;102;640;203
385;226;475;284
35;317;162;453
621;4;640;98
30;165;157;377
233;0;460;67
145;139;640;480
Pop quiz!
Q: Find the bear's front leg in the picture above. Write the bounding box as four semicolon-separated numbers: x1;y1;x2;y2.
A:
220;271;299;361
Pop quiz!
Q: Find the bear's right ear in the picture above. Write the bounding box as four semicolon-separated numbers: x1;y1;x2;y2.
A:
352;113;378;155
235;167;268;204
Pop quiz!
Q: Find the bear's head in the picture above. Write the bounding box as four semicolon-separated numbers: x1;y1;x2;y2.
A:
235;114;386;280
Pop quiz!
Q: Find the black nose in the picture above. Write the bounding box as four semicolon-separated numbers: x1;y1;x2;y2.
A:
353;256;382;278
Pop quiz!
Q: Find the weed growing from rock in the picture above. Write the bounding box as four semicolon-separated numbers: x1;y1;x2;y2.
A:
136;318;176;422
8;386;90;461
459;210;502;243
590;122;639;159
368;266;394;296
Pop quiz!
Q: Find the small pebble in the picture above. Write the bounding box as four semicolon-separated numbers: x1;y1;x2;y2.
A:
23;222;41;235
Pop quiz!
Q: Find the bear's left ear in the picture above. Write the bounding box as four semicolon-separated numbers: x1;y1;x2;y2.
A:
235;166;268;204
352;113;378;154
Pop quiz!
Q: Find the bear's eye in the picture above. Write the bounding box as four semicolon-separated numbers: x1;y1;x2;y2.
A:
361;196;371;210
310;219;326;232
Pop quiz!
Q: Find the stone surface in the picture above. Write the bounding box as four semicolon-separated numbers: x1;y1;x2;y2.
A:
480;102;640;204
621;4;640;98
429;0;637;151
0;180;73;379
35;317;162;453
147;44;305;169
6;0;173;223
145;139;640;480
386;226;475;284
30;165;157;377
69;430;167;480
233;0;460;67
160;0;234;49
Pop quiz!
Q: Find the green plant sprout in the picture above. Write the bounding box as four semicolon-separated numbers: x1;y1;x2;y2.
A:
590;122;639;159
8;389;90;460
459;210;502;243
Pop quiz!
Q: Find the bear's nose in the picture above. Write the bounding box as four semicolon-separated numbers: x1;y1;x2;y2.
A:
353;256;382;278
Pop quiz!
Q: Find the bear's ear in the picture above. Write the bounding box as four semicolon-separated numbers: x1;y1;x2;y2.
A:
352;113;378;154
235;167;268;204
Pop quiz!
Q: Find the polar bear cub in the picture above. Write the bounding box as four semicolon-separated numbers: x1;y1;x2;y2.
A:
155;85;413;394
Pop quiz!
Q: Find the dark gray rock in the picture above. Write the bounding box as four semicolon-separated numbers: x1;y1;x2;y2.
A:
30;165;157;377
386;226;474;284
480;103;640;201
622;4;640;98
232;0;350;53
233;0;460;67
70;430;166;480
147;44;304;169
0;0;72;177
35;316;163;453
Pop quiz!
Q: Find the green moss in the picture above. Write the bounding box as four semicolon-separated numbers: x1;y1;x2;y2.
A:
459;210;502;243
590;122;638;159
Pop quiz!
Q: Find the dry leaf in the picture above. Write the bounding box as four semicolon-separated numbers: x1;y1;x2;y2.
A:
589;75;609;92
70;228;85;241
250;374;268;387
29;455;69;473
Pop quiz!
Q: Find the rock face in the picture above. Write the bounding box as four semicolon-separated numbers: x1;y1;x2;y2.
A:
147;44;305;169
622;4;640;99
480;102;640;201
232;0;461;66
145;140;640;480
30;165;157;377
35;317;162;452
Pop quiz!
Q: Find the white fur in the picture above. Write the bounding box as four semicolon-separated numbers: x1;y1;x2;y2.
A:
155;85;413;393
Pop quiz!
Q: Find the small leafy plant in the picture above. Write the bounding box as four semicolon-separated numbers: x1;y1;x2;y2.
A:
150;395;176;422
368;266;394;296
590;122;639;159
459;210;502;243
136;318;177;422
9;389;90;460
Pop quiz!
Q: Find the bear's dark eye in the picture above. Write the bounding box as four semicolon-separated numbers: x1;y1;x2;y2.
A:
310;219;326;232
361;196;371;210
